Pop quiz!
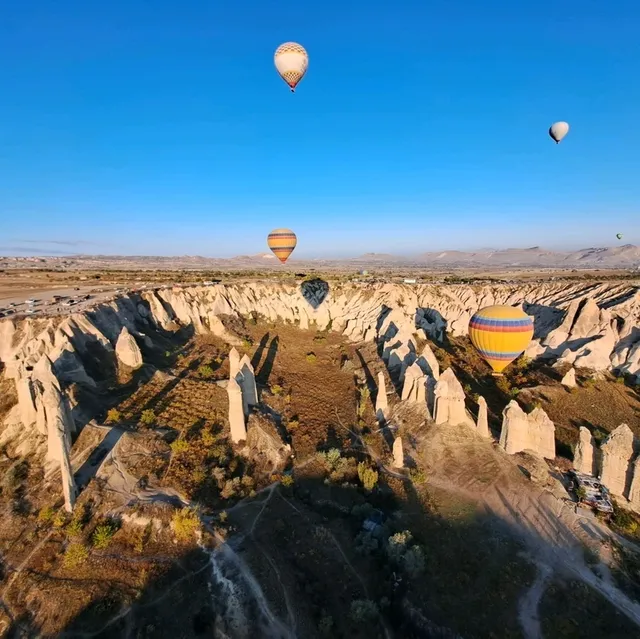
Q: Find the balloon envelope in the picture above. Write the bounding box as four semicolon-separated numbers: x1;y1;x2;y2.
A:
274;42;308;92
617;233;623;240
468;305;534;374
267;228;297;264
549;121;570;144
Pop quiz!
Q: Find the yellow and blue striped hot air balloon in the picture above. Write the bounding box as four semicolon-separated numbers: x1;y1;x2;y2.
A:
267;228;297;264
468;305;534;375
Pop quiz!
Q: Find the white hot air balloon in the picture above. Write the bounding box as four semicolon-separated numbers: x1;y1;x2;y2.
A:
274;42;308;93
549;121;570;144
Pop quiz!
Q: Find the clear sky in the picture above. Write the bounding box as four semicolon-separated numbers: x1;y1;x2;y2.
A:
1;0;639;258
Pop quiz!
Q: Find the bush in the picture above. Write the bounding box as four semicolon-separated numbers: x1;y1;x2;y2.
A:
198;365;214;379
171;507;201;542
350;599;378;623
281;474;294;488
38;506;56;524
306;352;317;363
387;530;413;563
495;376;511;394
139;409;156;426
170;439;189;454
355;531;379;556
287;418;299;430
403;545;426;577
409;467;427;484
270;384;283;395
357;462;379;492
241;338;253;350
92;519;119;549
318;614;334;637
63;543;89;569
106;408;121;423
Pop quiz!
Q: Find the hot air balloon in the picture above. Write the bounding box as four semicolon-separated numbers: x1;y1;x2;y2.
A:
468;305;534;376
274;42;308;93
549;122;570;144
267;228;297;264
617;233;623;240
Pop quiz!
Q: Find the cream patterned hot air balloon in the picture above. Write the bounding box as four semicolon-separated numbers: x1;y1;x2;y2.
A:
549;121;570;144
274;42;308;93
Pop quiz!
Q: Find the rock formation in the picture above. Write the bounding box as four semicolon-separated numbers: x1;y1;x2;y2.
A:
416;343;440;380
561;367;576;389
499;401;530;455
401;362;427;404
238;354;258;416
475;396;490;438
433;368;474;427
573;427;597;475
600;424;636;498
627;458;640;510
499;401;556;459
392;437;404;468
375;371;388;421
115;327;143;369
229;347;241;379
227;377;246;444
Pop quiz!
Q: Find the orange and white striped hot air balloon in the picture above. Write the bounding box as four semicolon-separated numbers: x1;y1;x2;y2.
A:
274;42;308;93
267;228;297;264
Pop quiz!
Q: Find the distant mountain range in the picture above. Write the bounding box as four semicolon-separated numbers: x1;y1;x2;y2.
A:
2;245;639;270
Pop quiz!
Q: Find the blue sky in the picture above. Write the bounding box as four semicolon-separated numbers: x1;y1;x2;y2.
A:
1;0;639;258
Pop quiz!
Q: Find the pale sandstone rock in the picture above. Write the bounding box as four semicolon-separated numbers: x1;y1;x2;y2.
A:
229;348;241;379
499;401;556;459
227;377;247;444
434;368;474;427
527;407;556;460
375;371;388;421
561;367;576;388
401;362;427;404
392;437;404;468
416;343;440;380
500;401;530;455
115;327;143;370
600;424;636;498
476;396;490;438
574;426;596;475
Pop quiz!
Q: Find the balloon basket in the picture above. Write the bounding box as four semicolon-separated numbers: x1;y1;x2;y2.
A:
491;373;504;378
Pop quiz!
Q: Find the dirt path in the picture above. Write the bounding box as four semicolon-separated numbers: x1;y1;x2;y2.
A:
518;558;553;639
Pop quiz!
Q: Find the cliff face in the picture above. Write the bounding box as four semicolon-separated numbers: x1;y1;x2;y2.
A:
0;280;638;466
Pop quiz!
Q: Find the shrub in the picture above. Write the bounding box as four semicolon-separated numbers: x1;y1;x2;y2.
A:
281;474;294;488
357;462;379;491
270;384;283;395
92;519;119;549
403;544;426;577
106;408;121;423
306;352;317;363
139;409;156;426
63;543;89;569
318;614;334;637
171;507;200;542
409;467;427;484
241;338;253;349
358;386;370;418
198;365;214;379
350;599;378;623
387;530;413;563
53;511;67;529
495;376;511;394
325;448;342;469
355;531;379;555
287;418;299;430
38;506;56;524
170;439;189;454
66;517;84;538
